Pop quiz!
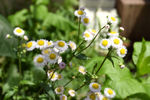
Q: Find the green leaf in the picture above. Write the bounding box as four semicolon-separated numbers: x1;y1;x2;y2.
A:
42;12;77;31
0;15;17;58
34;5;49;20
19;80;35;86
8;9;28;27
132;40;150;76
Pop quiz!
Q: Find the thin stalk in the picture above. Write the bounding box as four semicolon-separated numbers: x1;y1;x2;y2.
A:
77;17;81;43
76;26;105;55
75;83;86;91
63;78;74;87
18;39;22;75
18;54;22;75
95;48;112;75
49;69;56;81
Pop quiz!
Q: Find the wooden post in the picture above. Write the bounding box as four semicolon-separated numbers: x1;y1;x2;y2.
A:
116;0;150;41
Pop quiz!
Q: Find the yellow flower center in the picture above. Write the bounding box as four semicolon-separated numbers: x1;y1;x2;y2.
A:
92;83;99;89
111;17;116;21
110;31;117;34
77;10;84;15
62;96;66;100
92;29;96;33
37;57;44;63
79;67;85;73
70;43;74;48
37;40;44;46
89;93;96;100
58;74;62;79
58;41;65;47
102;97;108;100
48;42;52;46
102;40;108;46
120;48;126;54
43;49;49;54
26;42;32;48
57;88;61;92
16;28;22;33
49;53;56;59
50;72;56;79
113;39;120;45
84;33;90;38
83;18;89;23
108;89;113;95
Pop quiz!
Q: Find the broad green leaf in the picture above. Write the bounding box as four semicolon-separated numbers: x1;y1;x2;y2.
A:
132;40;150;76
8;9;28;27
19;80;35;86
4;90;16;100
42;12;77;31
0;15;17;58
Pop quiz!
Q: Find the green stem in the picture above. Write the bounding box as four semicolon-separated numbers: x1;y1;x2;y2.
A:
77;17;81;44
75;83;86;91
18;54;22;75
63;78;74;87
95;48;112;75
76;26;105;55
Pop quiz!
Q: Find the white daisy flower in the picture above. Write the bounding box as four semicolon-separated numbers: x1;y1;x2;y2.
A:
26;41;36;51
60;94;67;100
79;66;86;75
81;16;90;26
110;37;123;48
13;27;25;37
47;71;58;81
108;31;119;37
104;88;116;98
89;82;101;92
55;40;68;53
41;48;51;55
88;29;97;36
68;41;77;51
95;92;102;100
117;46;127;57
68;89;76;97
99;39;111;49
47;40;54;48
74;9;86;17
100;95;110;100
57;74;63;80
36;39;48;50
55;87;64;95
33;54;47;67
108;16;117;24
83;31;94;41
87;92;98;100
46;51;59;64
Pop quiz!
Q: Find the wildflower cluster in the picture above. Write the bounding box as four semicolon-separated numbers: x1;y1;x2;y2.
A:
7;8;129;100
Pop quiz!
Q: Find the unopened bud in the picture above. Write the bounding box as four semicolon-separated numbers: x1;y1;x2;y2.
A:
119;27;124;32
120;64;125;69
105;25;110;29
6;34;11;39
23;35;29;41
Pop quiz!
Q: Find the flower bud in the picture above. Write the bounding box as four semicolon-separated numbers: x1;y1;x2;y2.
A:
105;25;110;30
23;35;29;41
6;34;11;39
119;27;124;32
120;64;125;69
